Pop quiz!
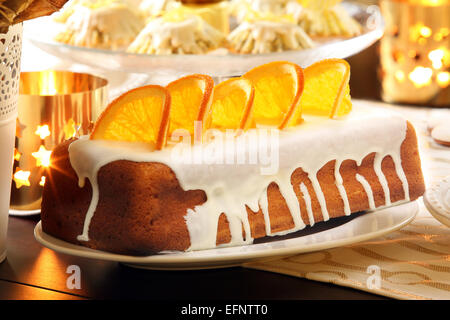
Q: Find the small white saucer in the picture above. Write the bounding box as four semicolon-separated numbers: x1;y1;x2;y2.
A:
9;208;41;217
423;176;450;228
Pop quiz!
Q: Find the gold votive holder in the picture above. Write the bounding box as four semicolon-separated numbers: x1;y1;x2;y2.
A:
379;0;450;106
10;71;108;213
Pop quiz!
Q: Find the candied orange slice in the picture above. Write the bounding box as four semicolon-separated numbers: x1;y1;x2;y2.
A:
243;61;304;129
91;85;171;150
301;58;351;118
208;77;255;131
166;74;214;140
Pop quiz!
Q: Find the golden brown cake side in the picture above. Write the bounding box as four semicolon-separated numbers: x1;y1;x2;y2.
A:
41;121;425;256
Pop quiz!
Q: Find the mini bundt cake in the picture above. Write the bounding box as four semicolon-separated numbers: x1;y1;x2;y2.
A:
293;4;362;37
54;0;145;49
228;12;314;54
127;9;226;54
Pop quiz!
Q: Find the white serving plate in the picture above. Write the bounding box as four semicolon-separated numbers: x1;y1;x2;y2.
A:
34;201;417;270
24;3;384;77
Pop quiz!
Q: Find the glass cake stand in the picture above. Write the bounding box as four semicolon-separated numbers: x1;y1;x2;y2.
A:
24;2;384;78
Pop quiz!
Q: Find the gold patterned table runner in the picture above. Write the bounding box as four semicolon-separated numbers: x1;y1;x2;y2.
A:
244;100;450;300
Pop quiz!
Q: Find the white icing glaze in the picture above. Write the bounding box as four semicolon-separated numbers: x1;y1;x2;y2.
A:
355;173;376;210
68;105;411;251
373;152;391;206
259;187;271;235
284;1;304;22
309;173;329;221
299;182;314;226
335;160;351;215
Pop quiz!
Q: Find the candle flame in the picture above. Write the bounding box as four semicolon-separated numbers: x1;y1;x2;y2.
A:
428;49;445;69
434;27;449;41
40;71;58;95
35;125;51;140
395;70;405;82
13;148;21;161
392;50;405;64
437;71;450;87
13;170;31;189
410;23;432;42
420;26;432;38
64;119;77;140
408;0;450;6
408;67;433;87
32;145;52;167
39;176;46;187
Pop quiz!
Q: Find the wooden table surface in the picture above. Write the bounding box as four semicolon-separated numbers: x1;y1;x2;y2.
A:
0;215;387;300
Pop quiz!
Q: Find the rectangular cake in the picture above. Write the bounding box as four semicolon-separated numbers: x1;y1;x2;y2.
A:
41;105;425;256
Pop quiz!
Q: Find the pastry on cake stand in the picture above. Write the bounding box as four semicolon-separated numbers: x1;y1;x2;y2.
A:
292;2;362;37
25;1;383;75
127;8;226;54
53;0;134;22
228;11;314;54
54;0;145;49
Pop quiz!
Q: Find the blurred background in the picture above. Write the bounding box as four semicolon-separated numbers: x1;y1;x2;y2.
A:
349;0;449;106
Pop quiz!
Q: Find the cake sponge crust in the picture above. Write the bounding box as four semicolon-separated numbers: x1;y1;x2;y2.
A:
41;121;425;255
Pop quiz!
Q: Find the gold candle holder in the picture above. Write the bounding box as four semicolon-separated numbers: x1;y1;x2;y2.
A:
10;71;108;213
379;0;450;106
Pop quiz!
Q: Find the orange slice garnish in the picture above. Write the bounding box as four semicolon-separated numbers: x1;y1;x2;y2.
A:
301;58;351;118
90;85;171;150
166;74;214;141
243;61;304;129
208;77;255;131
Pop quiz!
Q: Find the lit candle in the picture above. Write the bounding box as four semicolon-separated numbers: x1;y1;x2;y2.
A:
408;66;433;87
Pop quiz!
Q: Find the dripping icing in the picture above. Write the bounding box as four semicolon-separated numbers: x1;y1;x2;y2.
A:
355;173;376;210
68;105;411;250
300;182;315;226
335;160;351;216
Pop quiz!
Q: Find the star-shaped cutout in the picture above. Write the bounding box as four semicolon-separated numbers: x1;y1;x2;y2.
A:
35;125;51;140
32;145;52;167
13;170;31;189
